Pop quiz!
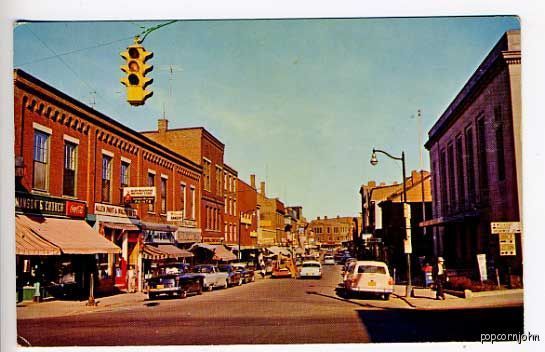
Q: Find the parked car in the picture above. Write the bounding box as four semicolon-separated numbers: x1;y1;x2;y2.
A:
343;260;393;300
342;258;358;274
146;274;203;300
323;255;335;265
232;263;255;283
334;250;351;263
218;264;243;286
299;261;322;279
192;264;229;290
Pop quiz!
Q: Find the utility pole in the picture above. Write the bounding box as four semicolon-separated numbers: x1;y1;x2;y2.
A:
417;109;427;235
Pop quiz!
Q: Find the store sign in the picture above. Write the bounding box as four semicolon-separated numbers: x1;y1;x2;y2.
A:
15;192;86;218
65;200;87;218
167;211;184;222
477;253;488;281
490;222;521;234
123;187;156;204
94;203;137;218
499;233;517;256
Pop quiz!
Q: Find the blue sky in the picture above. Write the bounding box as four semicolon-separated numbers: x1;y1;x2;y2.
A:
13;16;520;220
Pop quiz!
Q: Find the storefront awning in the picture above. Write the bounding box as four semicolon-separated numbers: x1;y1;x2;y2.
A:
189;243;237;261
157;245;193;258
142;245;168;260
140;222;178;232
102;222;140;231
16;215;120;255
266;246;290;256
212;245;237;261
16;217;61;255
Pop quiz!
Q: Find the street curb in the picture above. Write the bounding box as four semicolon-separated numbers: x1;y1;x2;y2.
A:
393;293;417;308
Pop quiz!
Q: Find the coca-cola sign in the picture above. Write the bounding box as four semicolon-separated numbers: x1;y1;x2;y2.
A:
66;200;86;218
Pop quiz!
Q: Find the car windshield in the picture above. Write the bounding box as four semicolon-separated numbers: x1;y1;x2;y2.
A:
193;266;212;273
302;263;320;268
357;265;387;274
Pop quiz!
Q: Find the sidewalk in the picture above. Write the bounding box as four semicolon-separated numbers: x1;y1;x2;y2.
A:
394;288;523;310
17;292;149;320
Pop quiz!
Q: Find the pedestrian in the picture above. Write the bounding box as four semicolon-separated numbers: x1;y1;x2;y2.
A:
433;257;447;300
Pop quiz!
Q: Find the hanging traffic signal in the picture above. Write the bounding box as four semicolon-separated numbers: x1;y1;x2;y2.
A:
120;38;154;106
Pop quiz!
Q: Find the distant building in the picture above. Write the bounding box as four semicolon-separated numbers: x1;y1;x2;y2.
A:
255;179;277;246
423;30;522;285
237;176;259;248
310;216;356;247
223;163;238;246
142;122;225;243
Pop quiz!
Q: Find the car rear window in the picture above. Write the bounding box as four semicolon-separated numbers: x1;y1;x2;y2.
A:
302;263;320;268
357;265;386;274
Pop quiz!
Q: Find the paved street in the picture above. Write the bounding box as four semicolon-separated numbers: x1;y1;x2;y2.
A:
17;264;523;346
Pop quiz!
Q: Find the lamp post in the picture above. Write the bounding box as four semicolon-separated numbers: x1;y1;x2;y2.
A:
370;147;412;297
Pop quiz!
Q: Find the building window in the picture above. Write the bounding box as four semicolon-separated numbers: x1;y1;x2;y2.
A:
102;155;112;203
120;161;130;204
447;144;456;211
33;130;49;191
216;166;223;196
455;136;465;209
180;183;186;217
440;149;448;214
477;117;489;200
494;107;506;181
161;177;167;214
465;127;476;203
63;142;77;196
191;186;196;219
203;159;211;191
148;172;155;212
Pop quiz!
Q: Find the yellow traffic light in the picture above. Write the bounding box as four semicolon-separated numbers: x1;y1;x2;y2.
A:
120;39;154;106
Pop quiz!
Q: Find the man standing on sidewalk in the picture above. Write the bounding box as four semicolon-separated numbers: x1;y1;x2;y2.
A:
433;257;447;300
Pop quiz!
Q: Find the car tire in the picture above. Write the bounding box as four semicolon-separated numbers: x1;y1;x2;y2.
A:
207;284;213;292
238;278;243;286
149;293;156;300
251;275;255;282
382;293;390;301
197;284;203;295
224;280;229;289
180;290;187;299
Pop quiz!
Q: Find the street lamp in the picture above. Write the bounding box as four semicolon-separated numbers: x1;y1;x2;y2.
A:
370;147;412;297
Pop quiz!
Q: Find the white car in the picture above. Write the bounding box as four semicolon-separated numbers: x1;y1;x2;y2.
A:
343;260;393;300
323;255;335;265
299;261;322;279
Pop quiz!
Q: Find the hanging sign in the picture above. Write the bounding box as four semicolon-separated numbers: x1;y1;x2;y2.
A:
123;187;156;204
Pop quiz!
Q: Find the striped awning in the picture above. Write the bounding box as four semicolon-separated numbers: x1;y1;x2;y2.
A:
142;244;193;260
16;215;120;255
102;222;140;231
16;217;61;255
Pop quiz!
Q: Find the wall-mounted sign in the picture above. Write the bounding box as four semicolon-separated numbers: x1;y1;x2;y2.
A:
499;233;516;256
167;211;184;222
15;192;86;218
490;222;521;234
95;203;137;218
66;200;87;218
123;187;156;204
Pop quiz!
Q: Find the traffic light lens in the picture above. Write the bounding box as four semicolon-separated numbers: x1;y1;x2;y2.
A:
128;48;140;59
128;61;140;72
128;74;140;85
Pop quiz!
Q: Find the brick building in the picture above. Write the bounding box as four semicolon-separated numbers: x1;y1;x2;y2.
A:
422;30;522;283
237;176;259;248
310;216;356;246
360;171;433;279
14;69;201;294
142;123;225;243
223;163;238;246
255;180;277;246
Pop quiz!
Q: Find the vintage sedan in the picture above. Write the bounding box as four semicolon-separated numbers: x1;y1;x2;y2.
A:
192;264;229;290
299;261;322;279
218;264;244;286
232;263;255;283
146;274;203;300
343;260;394;300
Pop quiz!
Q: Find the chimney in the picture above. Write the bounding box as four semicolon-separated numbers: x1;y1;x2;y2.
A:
393;181;398;185
324;216;328;220
317;216;321;220
380;182;386;186
158;119;169;133
368;180;376;188
337;215;340;219
411;170;419;182
250;174;256;189
260;181;265;196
